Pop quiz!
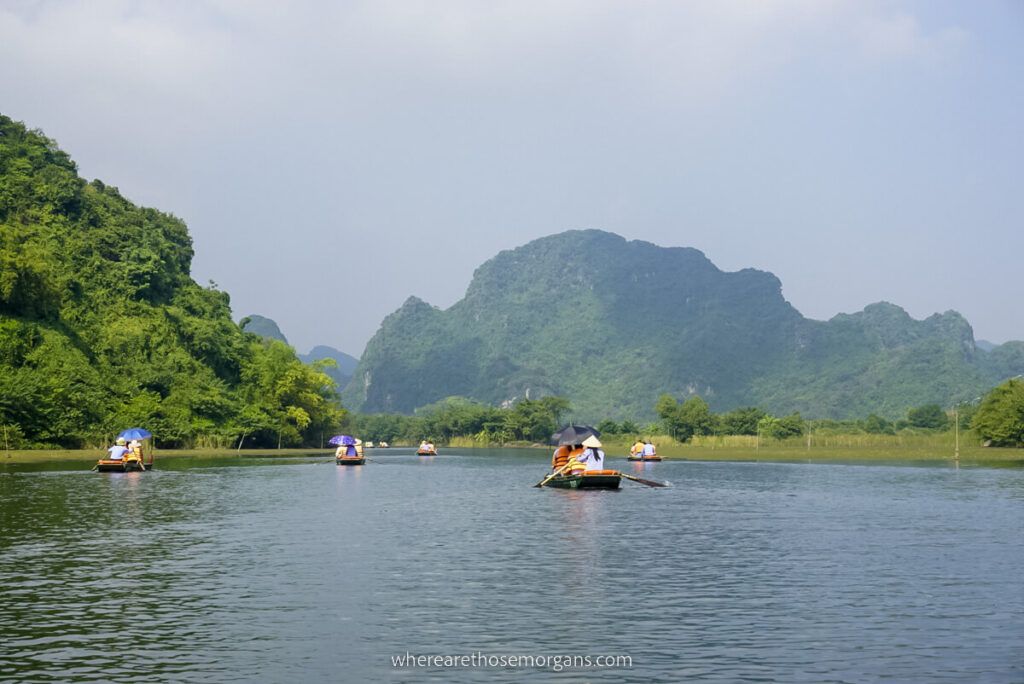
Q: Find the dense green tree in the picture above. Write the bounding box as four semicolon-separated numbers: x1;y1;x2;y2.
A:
971;379;1024;447
862;414;895;434
906;404;949;430
717;407;767;436
0;115;347;448
656;394;714;442
759;412;804;439
619;419;639;434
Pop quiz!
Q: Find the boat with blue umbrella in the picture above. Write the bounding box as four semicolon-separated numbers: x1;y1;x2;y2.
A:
330;435;365;465
94;428;154;472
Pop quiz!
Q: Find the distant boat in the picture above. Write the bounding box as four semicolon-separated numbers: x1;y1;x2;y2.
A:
626;454;662;462
417;444;438;456
336;455;366;466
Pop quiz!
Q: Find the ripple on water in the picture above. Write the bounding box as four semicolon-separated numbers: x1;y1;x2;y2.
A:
1;454;1022;683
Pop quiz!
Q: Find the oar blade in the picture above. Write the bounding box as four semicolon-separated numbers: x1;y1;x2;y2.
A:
620;472;669;487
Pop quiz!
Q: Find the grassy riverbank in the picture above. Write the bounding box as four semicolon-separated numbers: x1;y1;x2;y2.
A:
1;448;335;465
598;433;1023;466
3;439;1021;467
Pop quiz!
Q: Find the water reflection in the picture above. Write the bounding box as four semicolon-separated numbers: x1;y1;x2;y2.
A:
1;452;1022;683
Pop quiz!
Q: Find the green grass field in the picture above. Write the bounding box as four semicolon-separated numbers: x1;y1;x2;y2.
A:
598;433;1023;466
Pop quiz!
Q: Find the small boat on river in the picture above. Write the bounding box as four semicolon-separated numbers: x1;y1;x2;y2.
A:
95;456;151;472
417;441;437;456
95;427;154;473
336;455;366;466
544;469;621;490
626;454;662;462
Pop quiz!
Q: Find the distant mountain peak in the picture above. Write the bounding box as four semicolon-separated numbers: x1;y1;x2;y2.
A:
240;314;288;344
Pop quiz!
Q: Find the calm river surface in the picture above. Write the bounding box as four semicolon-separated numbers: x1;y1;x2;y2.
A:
1;450;1022;683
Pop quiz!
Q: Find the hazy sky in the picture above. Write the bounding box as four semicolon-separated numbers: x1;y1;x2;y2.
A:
2;1;1021;355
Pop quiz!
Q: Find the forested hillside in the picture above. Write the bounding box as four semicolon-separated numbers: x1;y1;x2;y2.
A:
0;115;344;448
344;230;1024;420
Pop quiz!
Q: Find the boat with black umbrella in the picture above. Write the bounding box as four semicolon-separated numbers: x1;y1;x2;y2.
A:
536;426;668;489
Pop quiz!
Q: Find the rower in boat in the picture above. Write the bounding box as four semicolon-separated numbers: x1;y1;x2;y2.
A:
335;442;365;465
417;440;437;456
641;440;661;461
551;444;571;472
331;435;365;465
95;436;149;472
544;436;621;489
108;438;128;462
577;435;606;471
629;439;645;460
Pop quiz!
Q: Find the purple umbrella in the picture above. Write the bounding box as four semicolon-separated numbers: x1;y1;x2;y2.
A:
328;435;356;446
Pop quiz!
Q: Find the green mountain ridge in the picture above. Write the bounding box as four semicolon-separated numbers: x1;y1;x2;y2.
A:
343;230;1024;420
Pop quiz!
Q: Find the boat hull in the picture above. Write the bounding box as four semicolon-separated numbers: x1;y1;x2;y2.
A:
336;457;365;466
627;455;662;462
416;450;437;456
545;470;621;490
95;460;150;472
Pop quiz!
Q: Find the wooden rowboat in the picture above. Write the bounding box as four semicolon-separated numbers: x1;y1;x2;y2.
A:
336;456;366;466
544;469;621;490
416;448;437;456
627;454;662;462
95;458;150;473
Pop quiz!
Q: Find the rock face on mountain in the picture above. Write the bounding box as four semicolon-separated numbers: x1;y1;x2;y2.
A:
342;230;1023;420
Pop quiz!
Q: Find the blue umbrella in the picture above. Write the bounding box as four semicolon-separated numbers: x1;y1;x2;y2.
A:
328;435;356;446
118;427;152;440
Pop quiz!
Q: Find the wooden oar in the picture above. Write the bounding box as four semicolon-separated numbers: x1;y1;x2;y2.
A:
619;471;668;488
534;461;573;488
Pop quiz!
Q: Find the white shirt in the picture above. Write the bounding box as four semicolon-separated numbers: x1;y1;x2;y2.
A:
642;443;656;456
579;448;605;471
107;445;128;460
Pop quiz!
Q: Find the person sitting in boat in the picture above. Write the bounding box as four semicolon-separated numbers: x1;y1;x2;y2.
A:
573;436;602;473
630;439;645;458
551;444;570;472
562;442;586;473
577;435;606;471
107;437;129;461
336;444;358;458
128;439;143;459
642;440;656;458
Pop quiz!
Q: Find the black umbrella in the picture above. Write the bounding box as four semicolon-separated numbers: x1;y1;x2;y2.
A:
551;425;601;446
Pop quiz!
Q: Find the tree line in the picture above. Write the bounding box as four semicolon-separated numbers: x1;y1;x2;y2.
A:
0;115;345;449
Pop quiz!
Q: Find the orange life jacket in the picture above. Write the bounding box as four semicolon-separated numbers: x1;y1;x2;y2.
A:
551;445;570;470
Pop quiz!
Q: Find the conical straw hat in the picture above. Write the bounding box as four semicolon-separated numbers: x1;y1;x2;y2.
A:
582;435;602;448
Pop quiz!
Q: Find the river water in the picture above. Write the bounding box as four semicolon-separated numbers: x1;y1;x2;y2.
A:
0;449;1021;683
